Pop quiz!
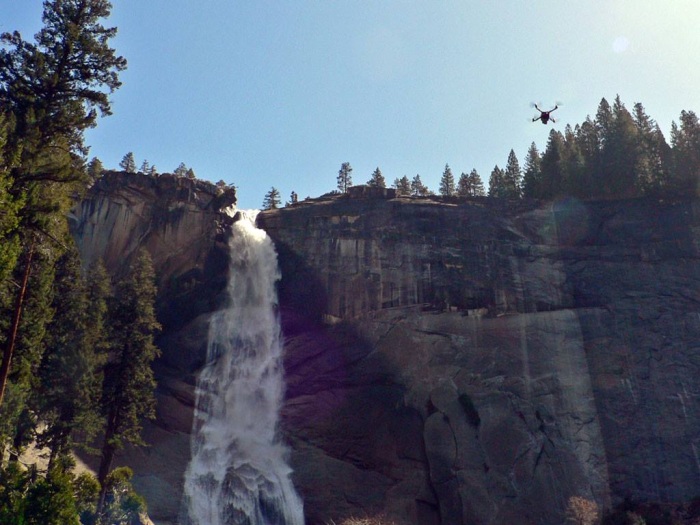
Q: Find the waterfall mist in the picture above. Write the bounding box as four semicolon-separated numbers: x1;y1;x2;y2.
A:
182;210;304;525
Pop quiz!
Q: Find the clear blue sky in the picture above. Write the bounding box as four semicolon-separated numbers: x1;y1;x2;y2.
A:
3;1;700;209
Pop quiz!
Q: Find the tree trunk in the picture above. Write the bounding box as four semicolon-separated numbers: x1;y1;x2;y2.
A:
0;239;35;408
96;403;119;517
96;439;116;517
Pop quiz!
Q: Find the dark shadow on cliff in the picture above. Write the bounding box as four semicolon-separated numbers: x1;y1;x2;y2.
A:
557;196;700;508
272;240;439;525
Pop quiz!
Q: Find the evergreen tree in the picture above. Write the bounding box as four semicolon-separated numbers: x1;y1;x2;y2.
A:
97;250;160;512
393;175;411;196
439;164;455;196
0;0;124;419
186;168;196;180
521;142;542;198
98;467;146;525
288;190;298;205
367;167;386;188
87;157;104;182
503;150;522;198
487;165;506;197
1;235;58;453
410;174;429;196
0;0;126;156
456;172;470;197
119;152;136;173
633;102;671;195
560;124;586;197
603;95;640;197
574;116;601;197
139;160;150;174
539;129;565;199
0;114;22;290
35;253;109;468
22;463;80;525
468;169;486;196
670;110;700;195
262;187;281;210
174;162;188;177
337;162;353;193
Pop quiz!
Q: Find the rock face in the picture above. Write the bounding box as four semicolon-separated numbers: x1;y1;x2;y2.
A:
71;177;700;525
259;193;700;525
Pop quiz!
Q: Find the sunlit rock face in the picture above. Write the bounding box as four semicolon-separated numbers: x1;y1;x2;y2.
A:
71;178;700;525
259;193;700;525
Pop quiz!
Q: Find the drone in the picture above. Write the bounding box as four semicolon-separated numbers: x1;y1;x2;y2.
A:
532;103;558;125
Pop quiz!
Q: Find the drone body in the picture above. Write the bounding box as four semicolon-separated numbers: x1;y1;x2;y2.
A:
533;104;558;124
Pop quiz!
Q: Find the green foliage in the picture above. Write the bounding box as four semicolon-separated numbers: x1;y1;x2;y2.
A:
118;153;136;173
439;164;455;196
502;150;522;198
98;250;160;494
367;167;386;188
0;462;29;524
262;186;281;210
0;0;126;152
521;142;542;198
0;461;145;525
337;162;353;193
487;165;506;198
23;466;81;525
392;175;411;196
34;250;109;464
99;467;146;525
410;174;429;196
87;157;104;182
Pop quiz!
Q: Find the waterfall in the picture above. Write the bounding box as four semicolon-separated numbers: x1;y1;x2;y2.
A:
182;210;304;525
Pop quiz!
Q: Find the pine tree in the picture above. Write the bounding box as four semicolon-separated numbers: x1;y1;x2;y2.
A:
603;95;640;197
139;160;150;174
575;116;601;197
367;167;386;188
262;187;281;210
457;172;470;197
468;169;486;196
35;253;109;468
411;174;429;196
439;164;455;196
503;150;522;198
393;176;411;196
670;110;700;196
0;114;22;290
119;152;136;173
337;162;353;193
521;143;542;198
633;102;671;195
87;157;104;182
539;129;565;199
174;162;188;177
97;250;160;512
560;125;586;197
487;166;506;197
0;0;126;157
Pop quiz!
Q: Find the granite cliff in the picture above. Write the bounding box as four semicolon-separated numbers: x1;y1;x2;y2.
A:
70;174;700;525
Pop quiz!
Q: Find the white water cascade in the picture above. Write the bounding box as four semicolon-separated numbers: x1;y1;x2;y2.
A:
182;210;304;525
